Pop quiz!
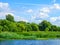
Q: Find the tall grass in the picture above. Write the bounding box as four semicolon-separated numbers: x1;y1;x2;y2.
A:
0;31;60;40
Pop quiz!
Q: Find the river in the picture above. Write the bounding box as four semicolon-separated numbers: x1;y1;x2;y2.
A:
0;39;60;45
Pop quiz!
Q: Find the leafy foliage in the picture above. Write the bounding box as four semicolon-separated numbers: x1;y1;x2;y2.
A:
0;14;60;32
6;14;14;22
0;14;60;39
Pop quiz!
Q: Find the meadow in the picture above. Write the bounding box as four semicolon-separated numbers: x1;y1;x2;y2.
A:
0;31;60;40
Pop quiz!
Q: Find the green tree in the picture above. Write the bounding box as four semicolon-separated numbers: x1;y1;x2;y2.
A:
31;23;39;31
39;20;51;31
2;25;9;31
50;25;58;31
0;20;10;31
8;22;18;32
0;20;10;26
6;14;14;22
25;23;32;31
17;23;26;32
0;26;3;31
57;27;60;31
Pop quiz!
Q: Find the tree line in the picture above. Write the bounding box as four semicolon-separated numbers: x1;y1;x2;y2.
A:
0;14;60;32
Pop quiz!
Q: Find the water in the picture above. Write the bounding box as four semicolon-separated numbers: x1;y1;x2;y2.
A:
0;39;60;45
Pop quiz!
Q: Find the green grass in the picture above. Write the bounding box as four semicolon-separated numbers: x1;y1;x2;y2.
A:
0;31;60;40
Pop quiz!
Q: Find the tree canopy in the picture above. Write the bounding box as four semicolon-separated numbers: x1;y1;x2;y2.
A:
6;14;14;22
0;14;60;32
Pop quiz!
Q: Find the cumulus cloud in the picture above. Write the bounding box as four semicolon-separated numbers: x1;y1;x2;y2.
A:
57;16;60;20
53;4;60;9
0;2;9;9
0;2;29;22
32;3;60;21
0;2;9;13
50;17;57;22
50;3;60;10
39;12;49;18
6;13;14;16
26;9;33;13
0;2;14;19
37;20;42;22
30;7;51;21
38;3;60;19
50;16;60;22
36;7;50;19
14;15;29;22
30;3;60;26
40;7;50;13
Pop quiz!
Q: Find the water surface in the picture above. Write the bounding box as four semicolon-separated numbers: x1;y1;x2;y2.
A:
0;39;60;45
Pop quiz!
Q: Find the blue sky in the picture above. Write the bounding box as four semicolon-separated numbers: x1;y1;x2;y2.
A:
0;0;60;26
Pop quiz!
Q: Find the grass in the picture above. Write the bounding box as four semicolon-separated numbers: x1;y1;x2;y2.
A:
0;31;60;40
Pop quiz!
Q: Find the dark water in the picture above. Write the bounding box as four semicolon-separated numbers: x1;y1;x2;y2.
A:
0;39;60;45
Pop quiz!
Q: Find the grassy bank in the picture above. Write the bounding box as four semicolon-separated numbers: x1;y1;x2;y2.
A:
0;31;60;40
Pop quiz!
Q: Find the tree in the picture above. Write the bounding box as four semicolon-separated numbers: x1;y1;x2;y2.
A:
17;23;26;32
25;23;32;31
57;27;60;31
2;25;9;31
0;20;10;31
6;14;14;22
0;26;3;31
31;23;39;31
39;20;51;31
17;21;27;32
0;20;10;26
50;25;58;31
8;22;18;32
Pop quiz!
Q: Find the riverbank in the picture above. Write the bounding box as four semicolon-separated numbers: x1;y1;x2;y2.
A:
0;31;60;40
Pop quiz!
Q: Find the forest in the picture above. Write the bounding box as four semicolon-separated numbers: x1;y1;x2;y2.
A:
0;14;60;40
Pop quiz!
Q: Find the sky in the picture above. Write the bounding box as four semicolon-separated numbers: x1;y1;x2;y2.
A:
0;0;60;26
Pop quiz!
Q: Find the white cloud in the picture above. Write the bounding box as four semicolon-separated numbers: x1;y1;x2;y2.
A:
40;7;50;13
0;2;14;18
38;3;60;19
50;17;57;22
37;7;50;19
29;7;51;21
0;2;28;22
6;13;14;16
38;20;42;22
27;9;33;13
0;12;15;19
0;2;9;9
50;16;60;22
31;16;36;20
53;4;60;9
21;19;28;22
39;12;49;18
32;3;60;21
14;16;28;22
57;16;60;20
